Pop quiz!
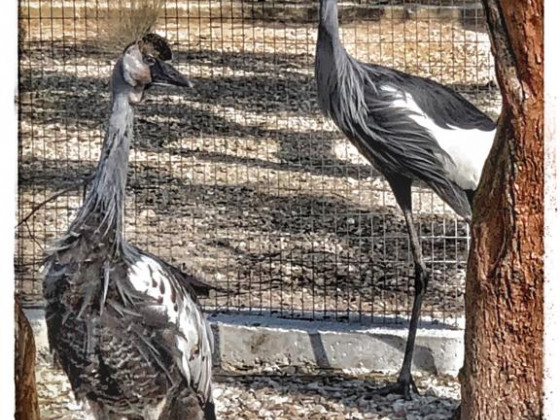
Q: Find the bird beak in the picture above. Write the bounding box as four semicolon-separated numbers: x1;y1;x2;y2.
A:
149;59;193;88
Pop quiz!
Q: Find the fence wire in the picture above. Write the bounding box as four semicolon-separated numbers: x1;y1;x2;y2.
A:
16;0;500;325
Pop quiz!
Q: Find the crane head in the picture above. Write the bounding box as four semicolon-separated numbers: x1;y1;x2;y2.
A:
140;33;193;89
120;33;192;104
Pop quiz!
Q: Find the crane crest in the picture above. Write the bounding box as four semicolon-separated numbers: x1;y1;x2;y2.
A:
140;33;172;61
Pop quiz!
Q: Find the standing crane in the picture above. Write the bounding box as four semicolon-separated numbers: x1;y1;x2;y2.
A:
43;35;216;419
315;0;496;398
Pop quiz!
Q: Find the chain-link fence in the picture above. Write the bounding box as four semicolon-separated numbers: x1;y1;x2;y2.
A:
16;0;500;325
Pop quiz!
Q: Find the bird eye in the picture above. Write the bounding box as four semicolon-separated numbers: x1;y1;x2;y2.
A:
144;56;156;65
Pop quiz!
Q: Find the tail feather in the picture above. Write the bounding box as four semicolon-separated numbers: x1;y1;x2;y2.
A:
465;189;476;208
429;179;472;222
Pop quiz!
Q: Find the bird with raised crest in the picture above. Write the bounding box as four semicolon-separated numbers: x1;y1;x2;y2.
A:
315;0;496;398
43;34;216;419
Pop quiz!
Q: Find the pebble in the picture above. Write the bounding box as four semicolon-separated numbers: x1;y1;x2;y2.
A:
36;361;460;420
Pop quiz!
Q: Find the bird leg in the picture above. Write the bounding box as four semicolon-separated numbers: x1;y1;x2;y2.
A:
376;176;429;399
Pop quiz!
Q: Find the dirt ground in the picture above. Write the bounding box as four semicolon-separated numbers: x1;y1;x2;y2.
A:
36;358;460;419
17;1;500;322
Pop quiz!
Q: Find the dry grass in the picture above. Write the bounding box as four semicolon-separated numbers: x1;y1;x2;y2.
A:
96;0;166;51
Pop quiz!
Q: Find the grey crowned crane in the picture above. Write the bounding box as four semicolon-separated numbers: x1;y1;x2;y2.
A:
315;0;496;398
43;35;216;419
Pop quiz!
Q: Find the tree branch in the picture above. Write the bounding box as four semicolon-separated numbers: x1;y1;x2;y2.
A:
16;175;92;229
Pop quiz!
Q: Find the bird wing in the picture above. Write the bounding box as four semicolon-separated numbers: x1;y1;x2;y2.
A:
361;62;496;132
327;56;475;218
358;62;497;193
377;84;495;192
126;254;214;402
128;244;218;298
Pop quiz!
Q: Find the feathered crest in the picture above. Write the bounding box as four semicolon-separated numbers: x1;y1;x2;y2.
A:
140;33;173;61
97;0;167;54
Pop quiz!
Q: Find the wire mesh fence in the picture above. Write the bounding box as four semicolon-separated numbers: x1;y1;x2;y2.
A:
16;0;500;325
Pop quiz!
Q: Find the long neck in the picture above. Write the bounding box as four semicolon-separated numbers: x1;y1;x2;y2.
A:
318;0;342;44
72;81;135;245
316;0;346;114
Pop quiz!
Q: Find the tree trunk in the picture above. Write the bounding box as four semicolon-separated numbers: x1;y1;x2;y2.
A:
15;299;40;420
460;1;544;419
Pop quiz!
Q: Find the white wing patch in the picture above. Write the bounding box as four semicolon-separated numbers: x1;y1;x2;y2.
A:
382;85;495;190
128;256;177;319
128;256;213;399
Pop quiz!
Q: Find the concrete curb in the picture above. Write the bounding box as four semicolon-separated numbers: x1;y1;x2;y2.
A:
26;309;464;376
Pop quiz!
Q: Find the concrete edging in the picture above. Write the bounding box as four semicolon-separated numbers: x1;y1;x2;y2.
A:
26;308;464;376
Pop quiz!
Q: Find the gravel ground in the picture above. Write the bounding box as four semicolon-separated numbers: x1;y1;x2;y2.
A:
36;359;460;419
17;1;499;322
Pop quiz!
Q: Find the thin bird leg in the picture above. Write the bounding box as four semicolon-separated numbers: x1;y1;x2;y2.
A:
397;203;427;393
376;175;428;399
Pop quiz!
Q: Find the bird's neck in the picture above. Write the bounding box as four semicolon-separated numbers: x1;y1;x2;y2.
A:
318;0;342;44
73;90;135;244
316;0;347;115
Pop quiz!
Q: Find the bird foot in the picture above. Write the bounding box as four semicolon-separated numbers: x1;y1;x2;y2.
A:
375;377;419;400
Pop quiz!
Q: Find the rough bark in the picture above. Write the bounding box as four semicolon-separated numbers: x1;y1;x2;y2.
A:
15;299;40;420
460;0;544;419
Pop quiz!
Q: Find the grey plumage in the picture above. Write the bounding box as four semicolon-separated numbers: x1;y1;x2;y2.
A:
43;37;216;419
315;0;496;398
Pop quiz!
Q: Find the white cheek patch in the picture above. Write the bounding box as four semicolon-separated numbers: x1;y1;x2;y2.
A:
123;48;151;86
128;86;145;104
383;85;495;190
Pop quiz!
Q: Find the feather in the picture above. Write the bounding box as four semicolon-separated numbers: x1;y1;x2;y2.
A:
100;261;111;316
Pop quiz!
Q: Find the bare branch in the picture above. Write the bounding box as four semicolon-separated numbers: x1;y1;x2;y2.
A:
15;176;92;229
